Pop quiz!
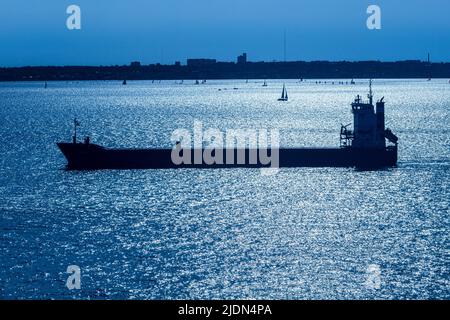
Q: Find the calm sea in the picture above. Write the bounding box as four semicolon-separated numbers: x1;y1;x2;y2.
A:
0;79;449;299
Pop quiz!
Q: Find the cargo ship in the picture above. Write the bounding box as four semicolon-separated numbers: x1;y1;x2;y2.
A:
57;81;398;170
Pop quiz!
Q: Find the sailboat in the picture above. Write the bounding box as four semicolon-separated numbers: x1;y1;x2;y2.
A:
278;84;288;101
122;80;127;85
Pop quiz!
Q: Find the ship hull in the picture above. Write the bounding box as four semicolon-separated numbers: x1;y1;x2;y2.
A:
57;143;397;170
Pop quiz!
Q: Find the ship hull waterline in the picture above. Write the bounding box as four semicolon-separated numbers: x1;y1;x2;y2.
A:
57;143;398;170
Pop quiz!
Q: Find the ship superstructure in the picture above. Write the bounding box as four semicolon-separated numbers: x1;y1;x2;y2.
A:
340;80;398;150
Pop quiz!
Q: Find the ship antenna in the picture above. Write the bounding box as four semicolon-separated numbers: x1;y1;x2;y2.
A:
368;79;373;105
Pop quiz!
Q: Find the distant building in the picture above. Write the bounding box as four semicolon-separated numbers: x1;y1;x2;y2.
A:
174;61;181;67
187;59;217;67
130;61;141;67
237;53;247;64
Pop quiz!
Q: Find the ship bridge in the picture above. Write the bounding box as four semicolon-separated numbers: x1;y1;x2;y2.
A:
341;80;397;150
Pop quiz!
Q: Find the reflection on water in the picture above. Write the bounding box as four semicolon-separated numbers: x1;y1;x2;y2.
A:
0;79;449;299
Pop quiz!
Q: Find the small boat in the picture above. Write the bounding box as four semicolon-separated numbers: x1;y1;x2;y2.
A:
262;80;268;87
44;82;48;89
195;80;200;85
278;84;288;101
350;79;356;85
122;80;127;85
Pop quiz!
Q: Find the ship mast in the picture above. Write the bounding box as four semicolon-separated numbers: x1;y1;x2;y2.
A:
368;79;373;105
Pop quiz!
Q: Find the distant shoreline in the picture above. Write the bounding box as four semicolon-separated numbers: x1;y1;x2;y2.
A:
1;60;449;81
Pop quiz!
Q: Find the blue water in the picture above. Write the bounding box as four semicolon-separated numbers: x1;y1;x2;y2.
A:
0;79;449;299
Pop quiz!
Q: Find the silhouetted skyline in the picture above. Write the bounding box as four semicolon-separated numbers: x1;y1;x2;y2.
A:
2;60;449;81
1;0;449;67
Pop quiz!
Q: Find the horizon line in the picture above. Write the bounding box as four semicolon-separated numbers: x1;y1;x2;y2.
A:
2;58;449;69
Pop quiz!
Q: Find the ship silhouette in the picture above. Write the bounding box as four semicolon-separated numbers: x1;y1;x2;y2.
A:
58;81;398;170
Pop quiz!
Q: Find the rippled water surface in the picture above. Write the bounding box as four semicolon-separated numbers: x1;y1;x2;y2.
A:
0;79;449;299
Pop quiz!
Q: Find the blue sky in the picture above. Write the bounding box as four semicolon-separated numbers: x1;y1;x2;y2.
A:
0;0;449;66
